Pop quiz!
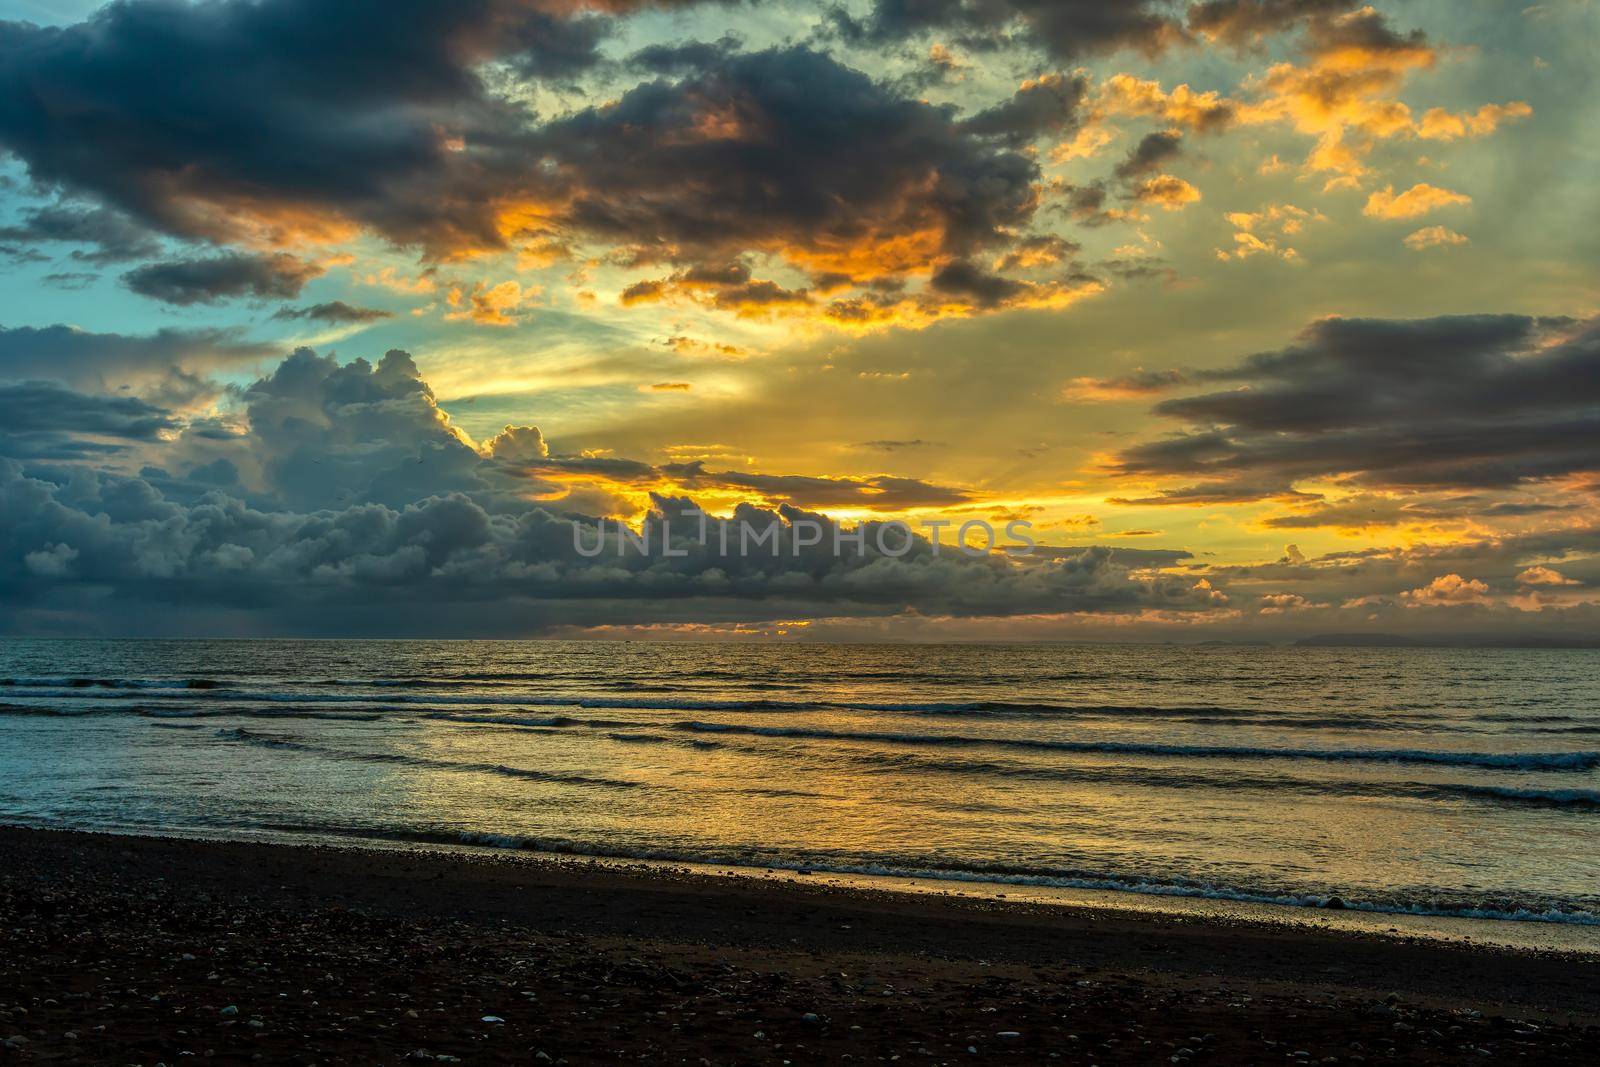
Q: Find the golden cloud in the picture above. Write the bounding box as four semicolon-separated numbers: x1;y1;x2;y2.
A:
1403;225;1469;250
444;280;537;325
1130;175;1202;210
1363;183;1471;220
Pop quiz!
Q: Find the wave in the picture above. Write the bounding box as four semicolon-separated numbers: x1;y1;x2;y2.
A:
0;677;224;689
215;728;638;789
4;683;1591;737
800;747;1600;809
667;720;1600;770
1447;784;1600;808
205;821;1600;927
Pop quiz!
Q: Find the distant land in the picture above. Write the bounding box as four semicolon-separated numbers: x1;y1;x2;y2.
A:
1294;633;1600;649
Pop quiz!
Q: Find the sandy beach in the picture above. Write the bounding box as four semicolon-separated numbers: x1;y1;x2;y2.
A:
1;826;1596;1064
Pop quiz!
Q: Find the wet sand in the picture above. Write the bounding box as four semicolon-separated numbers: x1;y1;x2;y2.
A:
1;825;1597;1063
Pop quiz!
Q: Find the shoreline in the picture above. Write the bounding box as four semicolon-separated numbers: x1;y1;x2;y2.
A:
3;826;1599;1063
7;816;1600;955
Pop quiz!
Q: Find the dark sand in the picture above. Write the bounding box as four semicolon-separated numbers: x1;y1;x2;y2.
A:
1;827;1597;1064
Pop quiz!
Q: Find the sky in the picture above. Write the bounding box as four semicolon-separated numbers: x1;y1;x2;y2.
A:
0;0;1597;640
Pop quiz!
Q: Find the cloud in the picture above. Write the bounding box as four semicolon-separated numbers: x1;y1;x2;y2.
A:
1109;311;1600;495
1187;0;1359;49
444;280;535;325
1403;225;1469;251
833;0;1187;62
0;323;274;399
1114;130;1185;181
1129;175;1202;210
0;0;687;256
1094;73;1239;133
0;204;160;263
0;380;180;459
41;271;97;290
1363;183;1471;221
927;260;1030;308
1417;102;1533;141
1063;368;1189;401
0;343;1232;633
1257;591;1325;614
122;253;324;305
662;336;746;360
1217;203;1320;262
1401;574;1490;606
994;234;1081;272
532;46;1041;282
959;72;1090;147
272;301;394;324
849;439;942;453
1517;566;1579;587
482;424;549;463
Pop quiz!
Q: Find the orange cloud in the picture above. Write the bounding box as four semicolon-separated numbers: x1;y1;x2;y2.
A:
664;336;748;360
1403;225;1469;250
1093;73;1239;132
1217;203;1322;261
444;280;536;325
1401;573;1490;605
1363;183;1471;220
1130;175;1202;210
1417;101;1533;141
1517;566;1579;586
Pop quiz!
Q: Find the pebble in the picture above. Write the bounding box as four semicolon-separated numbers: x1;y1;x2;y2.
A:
219;1006;239;1018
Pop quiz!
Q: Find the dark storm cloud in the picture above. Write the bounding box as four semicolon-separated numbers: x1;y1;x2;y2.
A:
0;346;1225;633
122;253;324;306
272;302;395;325
1052;182;1115;226
530;46;1041;276
496;449;976;510
661;463;976;508
502;11;615;81
928;260;1027;308
959;72;1089;147
833;0;1186;61
0;1;1044;276
0;324;274;395
235;347;491;511
0;456;1222;632
626;35;744;75
1301;3;1426;58
0;204;161;264
1112;314;1600;491
0;381;179;460
1185;0;1357;48
0;0;689;255
1108;479;1307;506
1114;131;1184;181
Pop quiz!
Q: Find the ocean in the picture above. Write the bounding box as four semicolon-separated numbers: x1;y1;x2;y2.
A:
2;639;1597;925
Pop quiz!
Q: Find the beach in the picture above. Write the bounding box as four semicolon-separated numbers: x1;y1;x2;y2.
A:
2;827;1597;1064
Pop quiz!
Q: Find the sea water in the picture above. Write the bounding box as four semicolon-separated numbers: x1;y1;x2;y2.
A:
2;639;1597;926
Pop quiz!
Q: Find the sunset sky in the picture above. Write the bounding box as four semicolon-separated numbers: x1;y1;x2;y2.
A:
0;0;1596;639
